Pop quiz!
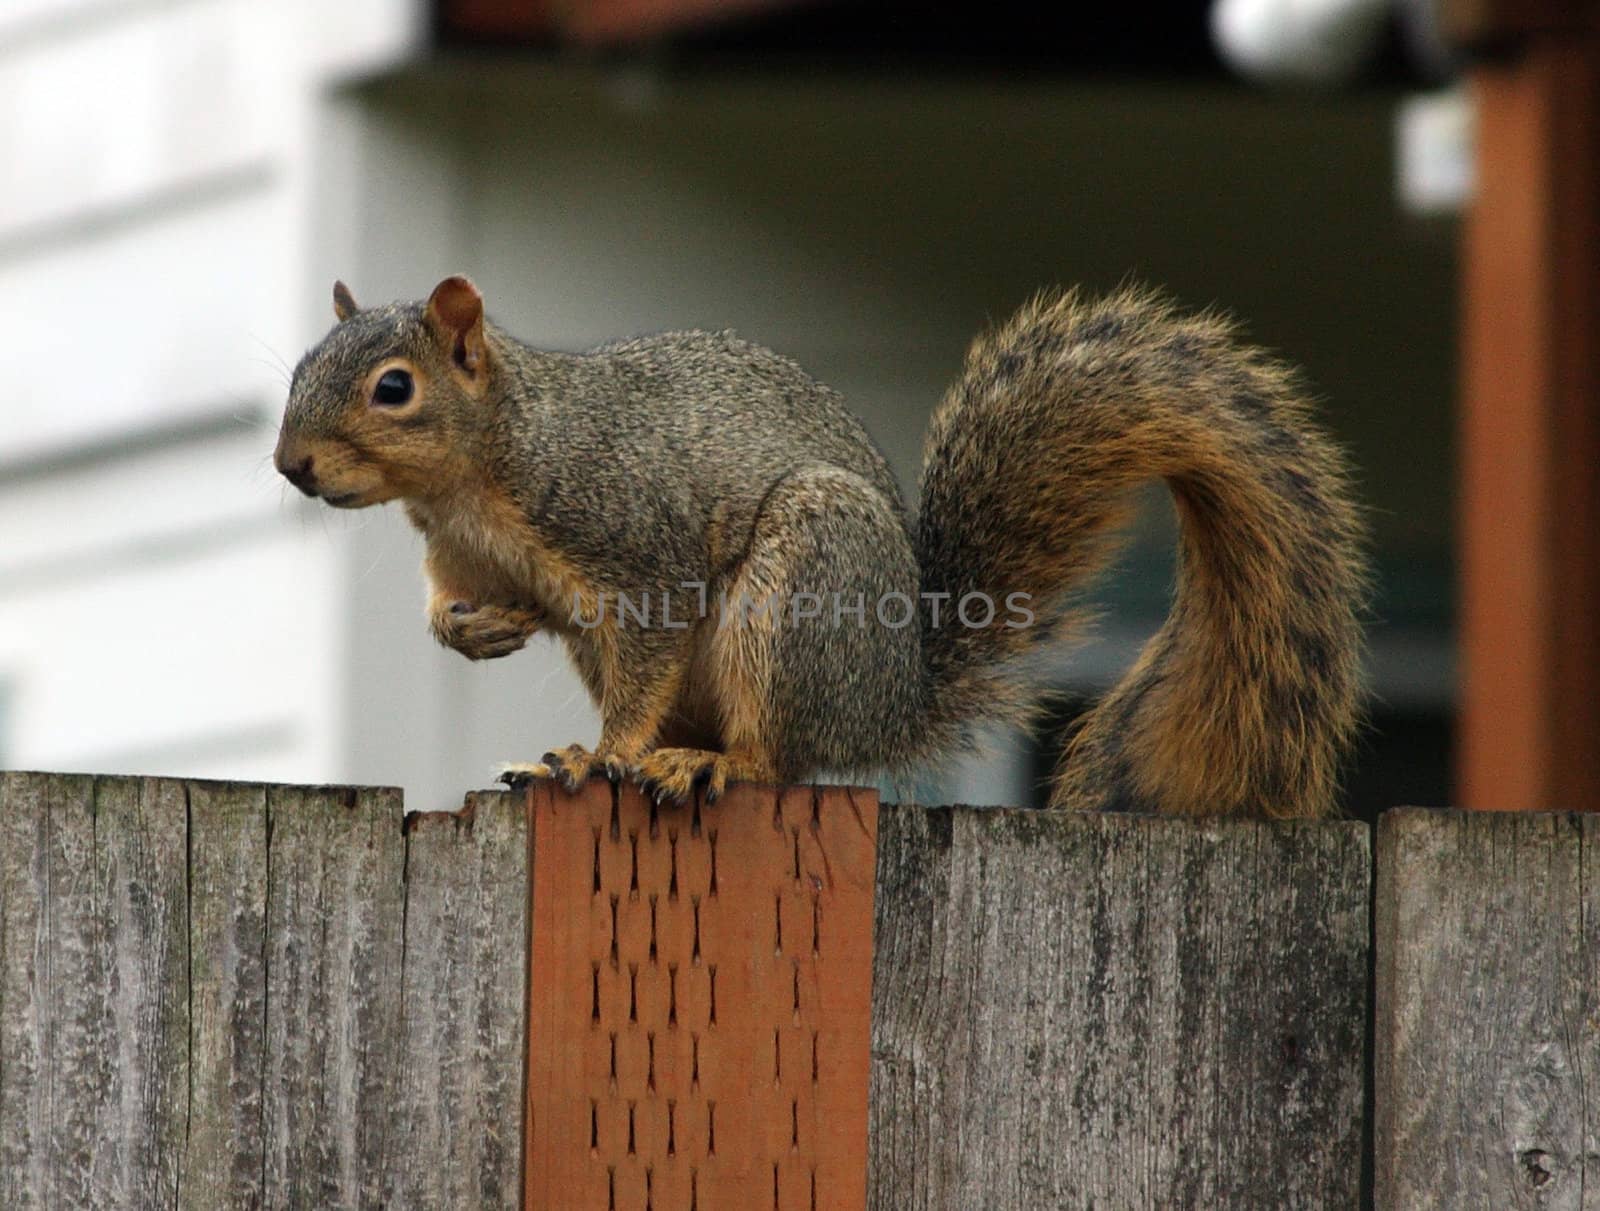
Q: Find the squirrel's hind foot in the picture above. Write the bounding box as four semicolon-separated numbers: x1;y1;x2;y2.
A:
635;748;772;807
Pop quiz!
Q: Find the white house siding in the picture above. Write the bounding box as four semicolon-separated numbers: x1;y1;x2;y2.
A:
0;0;422;784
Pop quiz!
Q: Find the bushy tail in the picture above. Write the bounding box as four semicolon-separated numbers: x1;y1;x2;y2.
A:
914;288;1366;818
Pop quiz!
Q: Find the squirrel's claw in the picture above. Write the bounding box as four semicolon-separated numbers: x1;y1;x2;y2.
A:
497;761;552;788
538;744;633;794
633;749;743;807
542;745;597;793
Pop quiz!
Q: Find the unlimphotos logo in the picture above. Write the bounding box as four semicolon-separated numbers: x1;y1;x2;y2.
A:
569;585;1035;631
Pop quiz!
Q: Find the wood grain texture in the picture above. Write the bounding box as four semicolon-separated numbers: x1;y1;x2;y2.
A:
1376;809;1600;1209
0;773;189;1210
180;778;270;1211
870;806;1370;1210
261;784;406;1210
390;789;529;1210
2;772;504;1211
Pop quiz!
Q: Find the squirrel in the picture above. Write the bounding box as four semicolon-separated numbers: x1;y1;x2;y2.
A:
275;276;1365;817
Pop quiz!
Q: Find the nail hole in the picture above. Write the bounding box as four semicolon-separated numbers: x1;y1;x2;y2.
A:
668;831;679;900
708;829;719;896
591;964;601;1025
792;829;801;881
609;895;619;968
610;1032;618;1085
649;895;659;963
629;830;639;898
668;964;678;1027
692;1034;700;1088
592;828;602;894
590;1100;599;1151
707;1102;716;1155
812;897;821;957
692;897;702;965
629;964;638;1023
609;782;621;841
667;1100;676;1156
773;1027;781;1083
812;1031;819;1083
627;1102;636;1155
709;965;718;1027
1521;1149;1553;1188
647;1032;656;1092
791;1099;799;1148
775;894;783;955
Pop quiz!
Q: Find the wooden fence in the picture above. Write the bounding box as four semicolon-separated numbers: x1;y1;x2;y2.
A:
0;770;1593;1209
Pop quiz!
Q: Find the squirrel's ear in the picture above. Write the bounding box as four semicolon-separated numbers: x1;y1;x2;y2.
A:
332;280;360;322
424;275;487;376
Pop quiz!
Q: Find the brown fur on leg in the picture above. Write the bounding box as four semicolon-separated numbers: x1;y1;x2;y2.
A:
514;620;693;792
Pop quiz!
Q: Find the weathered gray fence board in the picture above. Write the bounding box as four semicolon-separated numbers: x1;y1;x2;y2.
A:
0;773;190;1210
181;779;270;1210
37;772;102;1210
1;772;525;1211
1375;809;1600;1210
870;806;1371;1210
388;789;528;1210
85;775;190;1209
0;771;59;1209
262;784;407;1210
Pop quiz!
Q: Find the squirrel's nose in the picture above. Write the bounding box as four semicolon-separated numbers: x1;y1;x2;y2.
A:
277;450;318;495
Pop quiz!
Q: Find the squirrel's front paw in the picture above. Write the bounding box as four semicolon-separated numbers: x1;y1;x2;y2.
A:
430;600;543;660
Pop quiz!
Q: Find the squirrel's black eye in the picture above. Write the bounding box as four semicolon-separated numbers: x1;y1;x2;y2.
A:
372;368;414;407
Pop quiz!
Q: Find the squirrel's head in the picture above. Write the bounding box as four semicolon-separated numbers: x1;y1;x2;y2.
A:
274;276;491;508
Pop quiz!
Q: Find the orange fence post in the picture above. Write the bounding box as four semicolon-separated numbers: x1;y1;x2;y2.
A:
523;779;878;1210
1454;14;1600;811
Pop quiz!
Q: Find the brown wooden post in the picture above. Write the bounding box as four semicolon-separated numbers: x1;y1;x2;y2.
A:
523;779;877;1211
1453;1;1600;810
